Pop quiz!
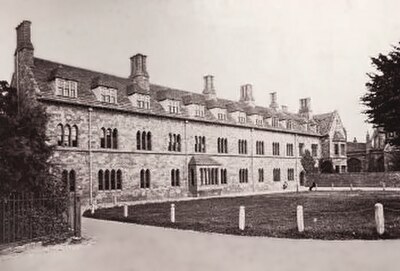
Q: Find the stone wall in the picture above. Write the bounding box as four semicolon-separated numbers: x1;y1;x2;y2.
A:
307;172;400;188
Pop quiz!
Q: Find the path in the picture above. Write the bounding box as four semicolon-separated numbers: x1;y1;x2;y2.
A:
1;217;399;271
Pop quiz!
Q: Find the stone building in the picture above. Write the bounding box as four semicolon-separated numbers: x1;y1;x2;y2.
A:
11;21;347;205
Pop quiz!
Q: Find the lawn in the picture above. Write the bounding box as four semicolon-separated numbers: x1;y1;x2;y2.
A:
84;191;400;240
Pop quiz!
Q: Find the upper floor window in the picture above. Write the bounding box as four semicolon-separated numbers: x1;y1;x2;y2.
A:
56;78;78;98
100;128;118;149
340;144;346;156
57;123;78;147
256;141;265;155
311;144;318;157
195;136;206;153
137;94;150;109
217;138;228;153
137;131;152;151
286;120;293;130
272;142;280;156
286;143;294;156
98;169;122;191
255;119;263;126
217;113;227;120
168;100;180;114
100;87;117;104
238;139;248;154
220;168;228;184
62;169;76;192
299;143;304;156
171;169;180;187
168;133;181;152
199;168;219;185
195;105;205;117
334;143;339;155
238;113;246;123
239;169;248;183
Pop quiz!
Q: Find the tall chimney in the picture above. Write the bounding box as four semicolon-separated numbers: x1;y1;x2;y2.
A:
281;105;288;112
239;84;255;107
298;98;312;119
130;54;149;92
269;92;278;110
203;75;216;100
15;20;34;67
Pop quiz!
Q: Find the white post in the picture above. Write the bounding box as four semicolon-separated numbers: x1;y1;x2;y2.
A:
123;204;128;218
171;203;175;223
297;205;304;233
315;183;318;191
350;183;353;191
239;206;245;230
296;184;299;193
113;195;117;205
90;204;95;215
382;182;386;191
375;203;384;235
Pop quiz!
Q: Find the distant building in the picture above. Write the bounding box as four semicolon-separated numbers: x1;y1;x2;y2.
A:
11;21;347;205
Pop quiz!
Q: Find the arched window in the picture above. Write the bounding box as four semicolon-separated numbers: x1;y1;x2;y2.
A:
64;124;71;146
57;124;64;146
147;132;152;150
106;128;112;148
101;128;106;148
140;169;145;188
176;169;180;186
111;169;116;190
171;169;175;186
69;170;76;192
168;133;172;151
195;136;198;152
136;131;141;150
177;135;181;152
146;169;151;188
142;131;146;150
71;125;78;147
202;136;206;152
116;169;122;189
112;129;118;149
190;168;195;186
105;169;110;190
98;170;104;191
217;138;221;153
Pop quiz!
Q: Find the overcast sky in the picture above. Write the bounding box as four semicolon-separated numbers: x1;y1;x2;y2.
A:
1;0;400;141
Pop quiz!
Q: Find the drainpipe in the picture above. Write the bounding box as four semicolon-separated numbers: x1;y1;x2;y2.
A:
88;107;93;205
295;133;298;186
251;128;255;192
184;120;188;189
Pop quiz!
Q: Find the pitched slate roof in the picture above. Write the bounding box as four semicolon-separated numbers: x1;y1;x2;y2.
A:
313;112;335;136
31;57;326;136
347;142;366;153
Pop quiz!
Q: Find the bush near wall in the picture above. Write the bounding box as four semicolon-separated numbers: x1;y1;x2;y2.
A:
306;172;400;188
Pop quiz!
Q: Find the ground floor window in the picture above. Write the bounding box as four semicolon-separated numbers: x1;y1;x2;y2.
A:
140;169;151;188
199;168;219;185
287;168;294;181
239;169;248;183
220;168;227;184
62;169;76;192
273;168;281;182
171;169;180;187
98;169;122;191
258;168;264;182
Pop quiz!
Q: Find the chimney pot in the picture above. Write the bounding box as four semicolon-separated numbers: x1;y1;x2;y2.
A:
270;92;278;109
203;75;216;99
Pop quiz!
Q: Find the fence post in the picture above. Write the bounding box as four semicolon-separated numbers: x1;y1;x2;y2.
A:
90;204;95;215
239;206;245;230
350;183;353;191
170;203;175;223
382;182;386;191
331;183;334;191
113;195;117;206
74;195;81;238
123;204;128;218
296;184;299;193
315;183;318;191
375;203;384;235
297;205;304;233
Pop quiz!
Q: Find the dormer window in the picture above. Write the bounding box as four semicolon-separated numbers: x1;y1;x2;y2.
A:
56;78;77;98
195;105;205;117
100;87;117;104
255;119;263;126
137;94;150;109
218;113;227;120
286;120;293;130
238;112;246;123
272;117;279;127
168;100;180;114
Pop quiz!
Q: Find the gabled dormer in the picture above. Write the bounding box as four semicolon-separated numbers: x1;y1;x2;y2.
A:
247;107;263;126
91;76;118;104
157;90;182;114
182;94;206;118
227;103;246;124
50;68;78;98
206;99;228;121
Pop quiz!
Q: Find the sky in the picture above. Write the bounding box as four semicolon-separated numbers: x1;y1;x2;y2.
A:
1;0;400;142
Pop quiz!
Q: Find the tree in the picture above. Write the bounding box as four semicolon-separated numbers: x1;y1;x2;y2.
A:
301;150;316;173
362;44;400;146
0;81;63;197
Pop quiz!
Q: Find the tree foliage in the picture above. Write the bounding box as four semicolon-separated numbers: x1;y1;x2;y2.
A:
362;44;400;146
301;150;316;173
0;81;63;197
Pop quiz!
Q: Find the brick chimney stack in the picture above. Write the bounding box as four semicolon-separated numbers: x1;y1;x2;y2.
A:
15;20;34;67
239;84;255;107
299;98;312;119
130;54;149;92
269;92;278;110
203;75;216;100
